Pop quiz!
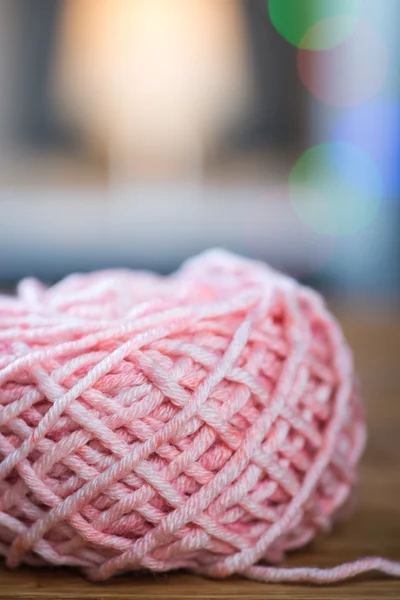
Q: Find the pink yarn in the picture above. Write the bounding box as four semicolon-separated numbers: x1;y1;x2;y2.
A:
0;249;399;583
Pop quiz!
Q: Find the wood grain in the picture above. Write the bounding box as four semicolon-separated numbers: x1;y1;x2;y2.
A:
1;310;399;599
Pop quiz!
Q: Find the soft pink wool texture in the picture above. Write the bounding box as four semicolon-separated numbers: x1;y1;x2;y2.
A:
0;250;399;583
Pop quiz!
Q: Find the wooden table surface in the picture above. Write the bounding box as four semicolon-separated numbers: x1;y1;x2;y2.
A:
1;310;399;599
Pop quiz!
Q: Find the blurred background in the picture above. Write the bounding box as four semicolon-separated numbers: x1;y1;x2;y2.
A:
0;0;399;307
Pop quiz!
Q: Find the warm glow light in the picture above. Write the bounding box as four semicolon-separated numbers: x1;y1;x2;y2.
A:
52;0;251;176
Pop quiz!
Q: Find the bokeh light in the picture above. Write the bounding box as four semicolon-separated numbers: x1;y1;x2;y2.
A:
297;20;388;106
289;143;382;236
269;0;362;51
333;101;400;201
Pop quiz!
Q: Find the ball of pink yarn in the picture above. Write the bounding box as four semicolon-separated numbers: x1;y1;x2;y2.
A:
0;249;380;582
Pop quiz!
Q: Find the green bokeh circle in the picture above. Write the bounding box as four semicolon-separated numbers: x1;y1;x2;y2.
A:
289;143;382;237
269;0;362;50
